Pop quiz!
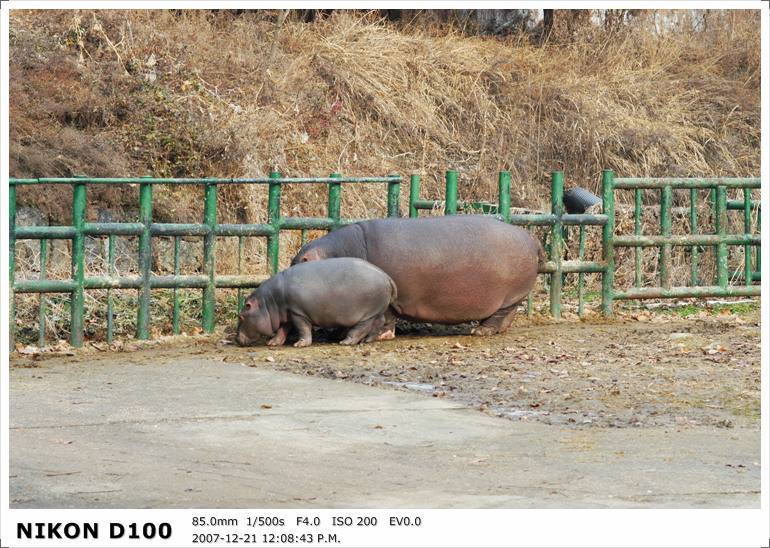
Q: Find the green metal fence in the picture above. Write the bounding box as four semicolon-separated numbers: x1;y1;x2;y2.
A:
9;169;761;350
9;174;401;348
602;170;761;310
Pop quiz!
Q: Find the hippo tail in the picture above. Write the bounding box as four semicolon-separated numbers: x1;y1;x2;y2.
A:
527;229;546;265
387;277;398;305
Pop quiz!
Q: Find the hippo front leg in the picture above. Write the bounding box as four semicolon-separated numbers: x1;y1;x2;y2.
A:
471;302;520;336
291;314;314;347
267;323;292;346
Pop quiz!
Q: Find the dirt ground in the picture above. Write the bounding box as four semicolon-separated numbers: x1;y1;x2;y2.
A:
12;304;761;431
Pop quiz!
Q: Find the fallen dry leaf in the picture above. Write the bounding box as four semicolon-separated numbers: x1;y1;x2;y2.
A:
704;342;728;354
16;345;40;355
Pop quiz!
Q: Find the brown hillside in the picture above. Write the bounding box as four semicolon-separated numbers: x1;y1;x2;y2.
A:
9;9;761;224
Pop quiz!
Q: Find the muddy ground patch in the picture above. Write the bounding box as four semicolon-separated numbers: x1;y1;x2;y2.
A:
234;311;762;429
13;307;761;430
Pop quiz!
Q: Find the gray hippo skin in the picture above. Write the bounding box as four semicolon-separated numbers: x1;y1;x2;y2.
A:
236;258;397;347
292;216;541;338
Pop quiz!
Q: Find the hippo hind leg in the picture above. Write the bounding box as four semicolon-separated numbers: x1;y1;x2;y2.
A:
340;315;380;345
471;302;520;336
376;308;398;341
363;314;387;343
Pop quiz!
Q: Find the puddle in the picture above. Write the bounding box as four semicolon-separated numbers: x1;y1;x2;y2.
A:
383;382;435;393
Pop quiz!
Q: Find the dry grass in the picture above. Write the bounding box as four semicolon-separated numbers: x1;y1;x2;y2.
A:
10;9;760;212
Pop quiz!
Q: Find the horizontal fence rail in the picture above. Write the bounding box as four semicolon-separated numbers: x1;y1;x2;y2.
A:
9;169;761;351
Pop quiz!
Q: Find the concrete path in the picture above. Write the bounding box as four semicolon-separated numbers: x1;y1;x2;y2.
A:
8;352;760;509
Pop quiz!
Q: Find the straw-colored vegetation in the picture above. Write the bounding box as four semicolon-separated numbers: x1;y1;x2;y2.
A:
10;9;760;211
9;9;761;345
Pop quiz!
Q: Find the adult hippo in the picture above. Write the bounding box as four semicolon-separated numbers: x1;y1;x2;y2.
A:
291;215;542;338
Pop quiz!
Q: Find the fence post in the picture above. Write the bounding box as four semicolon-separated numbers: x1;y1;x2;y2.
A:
755;199;761;280
202;179;217;334
107;234;115;342
445;170;458;215
660;184;672;289
70;176;87;347
715;185;728;288
409;175;420;218
9;180;16;349
498;171;511;223
387;174;400;218
601;169;615;316
549;171;564;318
237;236;245;313
635;189;642;288
136;177;153;341
39;239;47;346
743;188;753;286
578;225;586;315
690;188;699;286
267;172;282;274
328;173;341;228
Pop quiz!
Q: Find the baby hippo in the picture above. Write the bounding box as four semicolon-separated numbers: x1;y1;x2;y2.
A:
236;258;397;347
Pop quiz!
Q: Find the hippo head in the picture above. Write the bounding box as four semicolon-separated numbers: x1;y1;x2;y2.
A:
235;297;273;346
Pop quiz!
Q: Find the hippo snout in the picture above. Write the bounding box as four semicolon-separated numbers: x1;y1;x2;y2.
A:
235;329;259;347
235;317;258;347
235;324;248;346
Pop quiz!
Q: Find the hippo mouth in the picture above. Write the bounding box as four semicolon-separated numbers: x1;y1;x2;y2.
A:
235;330;261;347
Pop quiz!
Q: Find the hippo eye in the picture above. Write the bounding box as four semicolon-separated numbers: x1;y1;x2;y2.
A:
300;256;308;262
